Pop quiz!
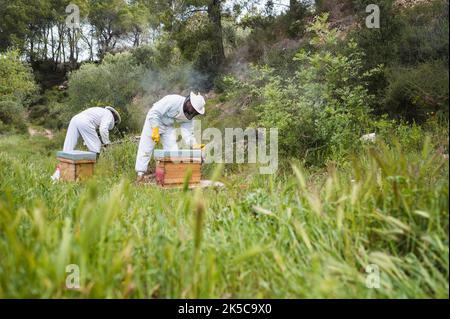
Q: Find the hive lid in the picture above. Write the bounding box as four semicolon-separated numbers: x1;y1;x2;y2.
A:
154;149;202;160
57;150;97;161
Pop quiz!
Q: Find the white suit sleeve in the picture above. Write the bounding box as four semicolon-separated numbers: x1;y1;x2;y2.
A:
99;112;114;145
148;96;171;128
180;121;197;147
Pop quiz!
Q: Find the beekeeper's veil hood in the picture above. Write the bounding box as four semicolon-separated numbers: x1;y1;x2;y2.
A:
189;92;206;115
105;106;121;125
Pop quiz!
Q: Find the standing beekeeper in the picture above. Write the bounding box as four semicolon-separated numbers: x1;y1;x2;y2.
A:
135;92;206;183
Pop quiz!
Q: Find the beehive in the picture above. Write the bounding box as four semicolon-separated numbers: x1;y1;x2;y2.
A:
154;149;202;188
56;150;97;181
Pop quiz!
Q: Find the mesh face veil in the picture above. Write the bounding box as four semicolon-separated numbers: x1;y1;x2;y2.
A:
183;96;200;120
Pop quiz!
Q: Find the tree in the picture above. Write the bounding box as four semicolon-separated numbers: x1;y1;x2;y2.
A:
89;0;133;59
128;1;150;47
0;0;52;61
207;0;226;68
0;50;38;102
168;0;226;82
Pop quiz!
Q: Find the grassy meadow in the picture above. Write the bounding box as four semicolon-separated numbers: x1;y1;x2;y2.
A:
0;130;448;298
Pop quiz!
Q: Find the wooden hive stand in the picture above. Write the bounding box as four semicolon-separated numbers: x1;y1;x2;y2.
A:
56;150;97;181
154;149;202;188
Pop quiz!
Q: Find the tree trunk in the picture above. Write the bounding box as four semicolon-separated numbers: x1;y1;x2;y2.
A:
62;34;66;63
50;27;55;64
43;26;48;60
29;32;34;62
67;27;79;68
207;0;225;70
89;28;94;61
133;28;140;47
290;0;302;15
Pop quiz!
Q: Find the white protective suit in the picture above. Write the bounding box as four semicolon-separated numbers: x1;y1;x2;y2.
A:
135;95;197;174
63;107;115;154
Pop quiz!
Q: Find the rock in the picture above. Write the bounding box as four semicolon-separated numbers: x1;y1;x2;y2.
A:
361;133;376;143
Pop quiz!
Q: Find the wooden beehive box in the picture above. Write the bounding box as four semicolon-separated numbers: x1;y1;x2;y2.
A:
154;149;202;188
56;150;97;181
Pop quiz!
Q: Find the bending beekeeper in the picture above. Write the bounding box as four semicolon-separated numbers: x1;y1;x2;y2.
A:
62;106;121;154
135;92;205;183
51;106;121;181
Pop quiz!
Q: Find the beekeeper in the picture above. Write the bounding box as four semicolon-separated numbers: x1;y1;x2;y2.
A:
135;92;205;181
62;106;121;154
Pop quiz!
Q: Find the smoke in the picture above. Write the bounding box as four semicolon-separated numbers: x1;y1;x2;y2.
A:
226;45;252;82
140;64;211;103
124;64;210;131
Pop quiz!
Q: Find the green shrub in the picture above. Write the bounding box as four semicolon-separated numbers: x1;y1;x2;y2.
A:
132;36;180;71
383;61;449;122
0;50;38;105
0;50;38;132
68;52;145;131
28;102;67;130
351;0;449;120
28;87;70;130
395;0;449;66
225;14;379;165
0;99;27;133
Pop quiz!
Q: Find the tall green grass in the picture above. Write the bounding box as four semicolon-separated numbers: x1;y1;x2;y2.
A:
0;134;448;298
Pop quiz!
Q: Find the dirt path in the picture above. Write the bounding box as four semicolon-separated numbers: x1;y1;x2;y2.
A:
28;127;54;140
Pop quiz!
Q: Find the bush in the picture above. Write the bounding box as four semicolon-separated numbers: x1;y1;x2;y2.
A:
351;0;449;121
225;14;379;165
0;50;38;132
28;102;67;130
0;99;27;133
28;87;70;130
0;50;38;104
395;0;449;66
68;52;145;131
383;61;449;121
132;36;180;71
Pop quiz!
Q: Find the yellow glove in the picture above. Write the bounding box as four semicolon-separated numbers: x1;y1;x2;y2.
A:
151;127;160;144
193;143;206;150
